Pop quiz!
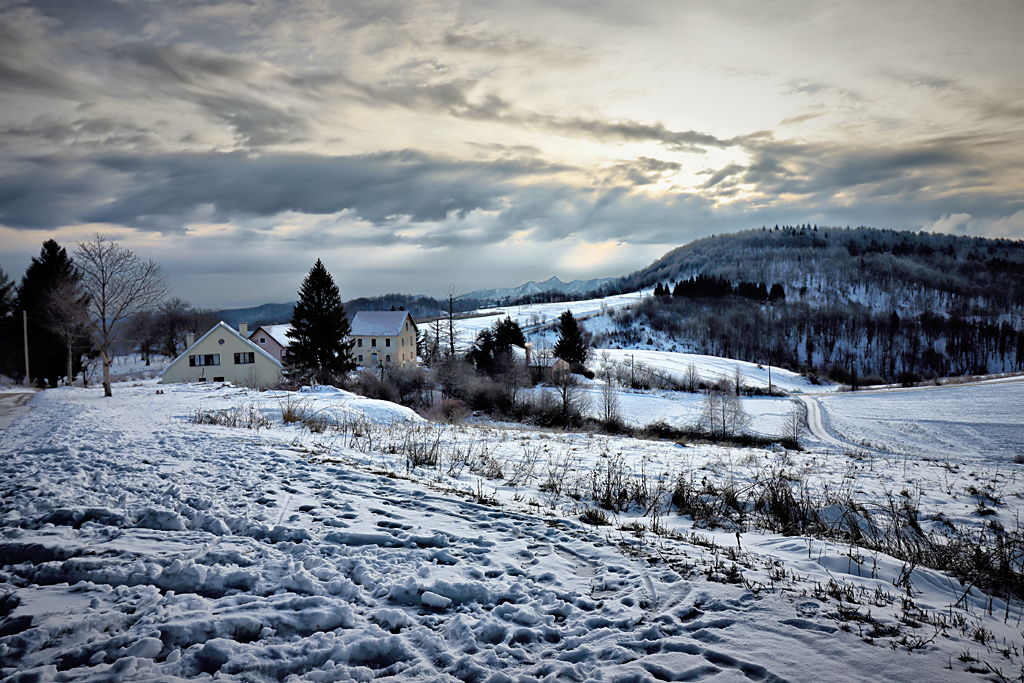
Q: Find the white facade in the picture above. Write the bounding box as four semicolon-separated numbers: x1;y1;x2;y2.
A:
350;311;418;367
160;322;282;388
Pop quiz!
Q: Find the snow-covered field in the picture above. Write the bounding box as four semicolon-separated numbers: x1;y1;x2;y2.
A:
588;349;833;395
3;378;1024;681
452;289;650;350
818;380;1024;462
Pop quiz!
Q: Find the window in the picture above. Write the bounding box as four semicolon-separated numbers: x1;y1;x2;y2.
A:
385;338;391;347
189;354;220;367
357;338;363;347
371;338;376;347
234;352;255;365
213;376;225;382
358;355;363;362
401;337;404;346
385;354;391;362
259;337;267;344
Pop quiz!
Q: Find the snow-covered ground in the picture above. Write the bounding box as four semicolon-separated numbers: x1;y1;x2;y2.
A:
4;378;1024;681
588;349;833;395
817;379;1024;462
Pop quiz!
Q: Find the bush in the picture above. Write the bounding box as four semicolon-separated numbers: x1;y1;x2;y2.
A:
580;507;612;526
897;370;922;387
421;398;471;423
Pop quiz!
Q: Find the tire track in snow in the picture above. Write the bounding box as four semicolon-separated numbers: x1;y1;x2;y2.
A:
797;395;863;452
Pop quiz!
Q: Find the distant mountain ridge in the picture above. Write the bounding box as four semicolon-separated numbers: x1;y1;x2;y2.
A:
460;276;616;303
217;302;295;327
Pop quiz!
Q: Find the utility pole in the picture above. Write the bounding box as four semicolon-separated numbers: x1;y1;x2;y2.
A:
22;310;30;386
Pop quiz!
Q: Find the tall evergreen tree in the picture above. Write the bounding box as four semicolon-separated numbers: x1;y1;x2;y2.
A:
16;240;80;386
0;265;17;378
286;260;355;383
553;310;588;366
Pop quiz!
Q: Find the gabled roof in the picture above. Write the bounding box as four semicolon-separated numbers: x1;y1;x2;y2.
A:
160;321;282;378
252;324;293;348
350;311;416;337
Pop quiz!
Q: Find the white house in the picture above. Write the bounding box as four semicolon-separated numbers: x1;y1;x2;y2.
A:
249;324;293;364
160;322;282;388
350;311;418;367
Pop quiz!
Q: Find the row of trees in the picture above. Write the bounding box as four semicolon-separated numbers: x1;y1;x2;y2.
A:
0;236;169;395
653;275;786;303
609;295;1024;382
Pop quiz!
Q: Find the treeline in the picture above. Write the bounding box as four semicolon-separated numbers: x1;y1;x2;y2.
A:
624;225;1024;313
607;296;1024;383
656;275;786;302
0;239;207;387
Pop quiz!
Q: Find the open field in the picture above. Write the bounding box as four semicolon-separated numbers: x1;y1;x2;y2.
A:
3;378;1024;681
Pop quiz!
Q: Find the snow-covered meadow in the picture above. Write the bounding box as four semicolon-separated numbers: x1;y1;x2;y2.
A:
3;374;1024;681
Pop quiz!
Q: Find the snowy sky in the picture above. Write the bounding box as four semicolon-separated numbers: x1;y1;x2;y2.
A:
1;0;1023;307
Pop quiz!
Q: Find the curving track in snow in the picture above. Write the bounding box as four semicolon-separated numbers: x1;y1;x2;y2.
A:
796;394;862;452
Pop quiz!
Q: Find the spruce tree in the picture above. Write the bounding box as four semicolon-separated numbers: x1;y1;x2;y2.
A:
553;310;588;366
0;265;16;378
286;260;355;383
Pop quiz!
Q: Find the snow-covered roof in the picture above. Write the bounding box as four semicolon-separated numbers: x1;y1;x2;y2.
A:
350;311;416;337
253;324;293;348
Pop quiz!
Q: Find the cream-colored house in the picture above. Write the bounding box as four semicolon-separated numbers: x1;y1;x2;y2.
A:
160;322;282;388
249;324;293;364
350;311;418;367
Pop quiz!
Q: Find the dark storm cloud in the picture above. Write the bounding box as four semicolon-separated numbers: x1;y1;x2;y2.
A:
687;132;1024;227
0;149;573;239
110;42;313;147
111;43;259;86
0;12;85;99
739;137;977;198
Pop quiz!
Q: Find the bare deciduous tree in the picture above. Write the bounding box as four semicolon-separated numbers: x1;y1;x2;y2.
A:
75;235;168;396
682;362;701;393
782;402;808;446
599;379;620;424
445;285;459;359
47;278;90;385
698;390;750;439
549;365;591;426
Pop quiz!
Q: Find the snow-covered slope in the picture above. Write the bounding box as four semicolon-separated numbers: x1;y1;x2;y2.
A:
3;381;1024;681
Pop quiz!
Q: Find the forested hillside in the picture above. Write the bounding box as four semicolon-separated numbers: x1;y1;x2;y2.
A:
609;226;1024;383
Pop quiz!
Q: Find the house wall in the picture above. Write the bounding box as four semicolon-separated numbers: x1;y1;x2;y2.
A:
352;318;418;367
161;326;281;388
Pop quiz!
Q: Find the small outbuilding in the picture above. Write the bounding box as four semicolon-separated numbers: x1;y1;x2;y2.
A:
350;311;418;367
160;322;282;388
249;324;293;364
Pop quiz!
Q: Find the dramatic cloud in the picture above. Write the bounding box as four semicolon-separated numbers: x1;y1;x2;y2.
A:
1;0;1022;305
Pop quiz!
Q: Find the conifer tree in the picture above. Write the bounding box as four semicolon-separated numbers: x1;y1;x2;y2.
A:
553;310;588;366
286;260;355;383
16;240;82;386
0;265;16;378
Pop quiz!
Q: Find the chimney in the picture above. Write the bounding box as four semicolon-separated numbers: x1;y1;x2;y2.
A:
186;333;195;348
239;322;248;337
